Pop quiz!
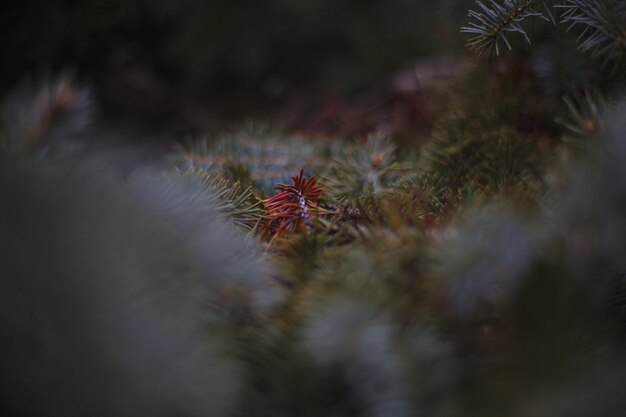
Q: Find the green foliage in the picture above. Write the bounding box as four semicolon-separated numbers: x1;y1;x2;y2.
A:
322;134;409;208
423;125;543;199
180;168;264;233
290;228;435;325
416;65;549;213
171;124;339;194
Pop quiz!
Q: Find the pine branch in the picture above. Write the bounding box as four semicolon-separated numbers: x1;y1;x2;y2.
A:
462;0;550;56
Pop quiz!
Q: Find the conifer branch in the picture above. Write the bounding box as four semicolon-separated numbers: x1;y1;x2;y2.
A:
322;134;407;207
462;0;549;56
183;168;265;233
556;89;616;138
557;0;626;64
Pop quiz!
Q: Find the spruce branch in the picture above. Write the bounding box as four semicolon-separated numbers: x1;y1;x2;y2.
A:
322;134;408;207
556;89;609;137
556;0;626;64
170;124;337;194
182;168;265;233
462;0;550;56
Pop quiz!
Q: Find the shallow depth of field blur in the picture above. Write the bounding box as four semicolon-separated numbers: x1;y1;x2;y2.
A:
1;1;626;417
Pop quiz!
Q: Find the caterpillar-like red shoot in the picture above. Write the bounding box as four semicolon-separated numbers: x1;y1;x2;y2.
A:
263;169;322;237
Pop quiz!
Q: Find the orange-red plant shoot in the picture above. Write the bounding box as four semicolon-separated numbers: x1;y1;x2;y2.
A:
263;169;322;237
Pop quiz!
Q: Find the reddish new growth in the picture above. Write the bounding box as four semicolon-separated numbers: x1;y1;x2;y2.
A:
263;169;322;237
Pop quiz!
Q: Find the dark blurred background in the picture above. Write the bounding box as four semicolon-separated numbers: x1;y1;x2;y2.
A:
1;0;471;126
